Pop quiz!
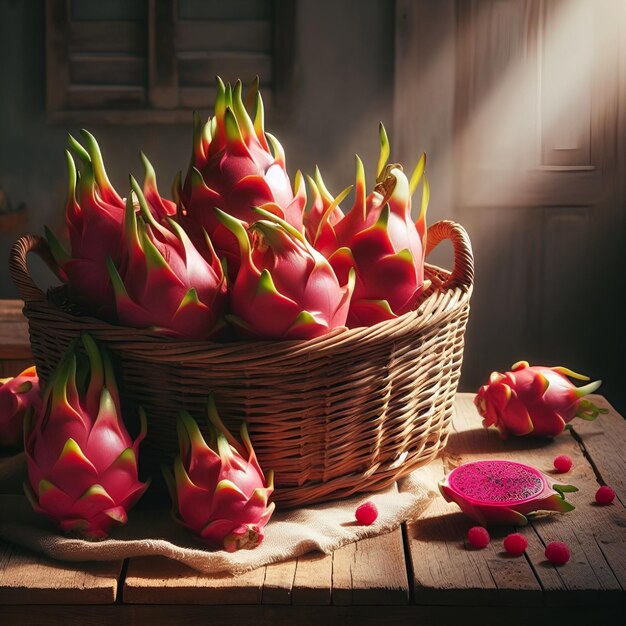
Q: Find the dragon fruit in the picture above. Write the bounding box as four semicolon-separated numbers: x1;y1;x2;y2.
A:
475;361;608;438
308;124;430;327
439;459;578;526
163;394;275;551
45;130;174;316
178;77;304;276
107;177;227;339
24;333;149;539
45;131;125;314
0;366;40;448
216;207;354;340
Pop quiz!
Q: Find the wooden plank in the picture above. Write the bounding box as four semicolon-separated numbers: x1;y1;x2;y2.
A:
67;85;146;109
46;0;71;112
49;108;196;125
69;21;147;54
261;559;296;604
178;52;272;87
0;360;34;378
331;541;354;606
69;54;146;86
332;530;409;606
570;395;626;506
0;300;25;322
175;21;272;53
178;0;273;21
291;551;332;605
123;556;265;604
452;394;625;600
0;540;121;604
0;329;31;360
71;0;146;21
148;0;178;108
407;457;505;605
0;300;31;360
407;393;626;605
272;0;297;110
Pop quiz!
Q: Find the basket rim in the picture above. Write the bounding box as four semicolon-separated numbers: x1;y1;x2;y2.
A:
11;220;474;359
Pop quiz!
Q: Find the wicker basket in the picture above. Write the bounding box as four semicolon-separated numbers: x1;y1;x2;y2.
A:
9;220;473;508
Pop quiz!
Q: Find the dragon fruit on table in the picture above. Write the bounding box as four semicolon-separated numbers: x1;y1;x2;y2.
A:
306;124;430;327
178;77;305;276
163;394;275;551
439;459;578;526
24;333;149;540
215;207;354;339
106;176;227;339
0;366;40;448
475;361;608;438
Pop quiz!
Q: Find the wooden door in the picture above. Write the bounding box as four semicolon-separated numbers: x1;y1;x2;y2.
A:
396;0;626;411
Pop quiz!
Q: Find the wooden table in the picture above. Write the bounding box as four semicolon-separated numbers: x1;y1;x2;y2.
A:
0;393;624;625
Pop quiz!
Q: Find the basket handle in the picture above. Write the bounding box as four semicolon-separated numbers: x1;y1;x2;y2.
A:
9;235;62;303
425;220;474;289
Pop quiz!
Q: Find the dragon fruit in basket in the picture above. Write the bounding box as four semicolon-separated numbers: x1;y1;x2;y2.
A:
215;207;354;340
305;124;430;327
178;77;305;276
24;333;149;540
163;394;275;551
0;366;40;448
475;361;608;438
45;130;174;316
106;177;227;340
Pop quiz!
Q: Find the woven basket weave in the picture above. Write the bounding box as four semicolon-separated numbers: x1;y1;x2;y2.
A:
10;220;473;508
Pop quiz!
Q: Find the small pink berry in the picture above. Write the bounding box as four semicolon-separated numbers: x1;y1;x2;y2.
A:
545;541;570;565
355;501;378;525
467;526;490;549
503;533;528;556
553;455;573;473
595;485;616;505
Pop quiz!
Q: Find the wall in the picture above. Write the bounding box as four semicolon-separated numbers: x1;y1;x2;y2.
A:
0;0;395;296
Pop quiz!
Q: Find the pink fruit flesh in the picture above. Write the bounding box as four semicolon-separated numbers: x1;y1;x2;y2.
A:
545;541;570;565
355;501;378;525
439;459;577;526
553;455;573;473
503;533;528;556
595;486;615;505
467;526;490;549
448;460;544;506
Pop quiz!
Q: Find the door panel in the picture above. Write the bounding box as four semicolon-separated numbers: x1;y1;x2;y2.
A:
395;0;626;411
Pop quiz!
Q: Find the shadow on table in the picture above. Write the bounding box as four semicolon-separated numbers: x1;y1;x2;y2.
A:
446;428;557;456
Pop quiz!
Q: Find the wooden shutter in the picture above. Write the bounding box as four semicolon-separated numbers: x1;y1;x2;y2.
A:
45;0;295;124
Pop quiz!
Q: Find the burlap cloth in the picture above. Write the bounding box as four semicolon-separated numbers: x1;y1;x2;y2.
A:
0;453;437;576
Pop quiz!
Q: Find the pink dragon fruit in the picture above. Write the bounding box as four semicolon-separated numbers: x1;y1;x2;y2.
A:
308;124;430;327
140;151;177;220
46;131;174;316
107;177;227;339
178;77;305;275
439;459;578;526
475;361;608;438
45;131;125;314
24;333;149;539
216;207;354;340
163;394;275;551
0;366;40;448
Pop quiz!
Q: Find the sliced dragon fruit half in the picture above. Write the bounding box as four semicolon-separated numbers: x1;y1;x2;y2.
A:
439;459;578;526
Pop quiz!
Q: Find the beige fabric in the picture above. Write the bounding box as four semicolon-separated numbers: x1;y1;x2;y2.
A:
0;453;436;576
